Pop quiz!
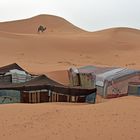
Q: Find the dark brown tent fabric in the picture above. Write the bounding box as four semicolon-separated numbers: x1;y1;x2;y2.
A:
51;86;96;96
0;75;96;96
0;63;29;74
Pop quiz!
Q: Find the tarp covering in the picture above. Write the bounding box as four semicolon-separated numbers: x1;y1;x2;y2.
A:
96;68;140;87
0;75;96;96
0;90;20;104
96;68;125;86
128;83;140;96
86;93;96;103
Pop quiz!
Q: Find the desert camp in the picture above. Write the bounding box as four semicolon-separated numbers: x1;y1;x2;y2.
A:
0;1;140;139
0;63;140;104
0;63;96;104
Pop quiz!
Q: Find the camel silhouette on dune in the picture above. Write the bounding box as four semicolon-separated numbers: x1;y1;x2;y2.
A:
38;25;46;33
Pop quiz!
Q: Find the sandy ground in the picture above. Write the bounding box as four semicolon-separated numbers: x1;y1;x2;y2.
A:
0;96;140;140
0;15;140;140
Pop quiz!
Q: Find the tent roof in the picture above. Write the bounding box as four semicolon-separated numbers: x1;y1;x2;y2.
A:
0;75;63;89
96;68;140;87
0;63;29;74
74;65;140;87
18;74;63;87
78;65;118;74
0;75;96;96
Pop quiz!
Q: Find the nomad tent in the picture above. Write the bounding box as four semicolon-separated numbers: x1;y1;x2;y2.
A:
68;65;116;88
0;63;32;104
68;66;140;98
0;75;96;104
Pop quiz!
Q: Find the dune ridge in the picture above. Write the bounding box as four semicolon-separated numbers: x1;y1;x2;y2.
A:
0;14;140;140
0;14;140;78
0;14;85;34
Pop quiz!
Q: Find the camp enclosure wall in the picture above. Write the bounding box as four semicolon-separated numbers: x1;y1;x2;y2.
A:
21;90;92;103
21;90;50;103
21;90;67;103
0;90;95;104
50;92;86;103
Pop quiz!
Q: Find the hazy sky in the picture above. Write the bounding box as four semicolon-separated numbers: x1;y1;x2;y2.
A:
0;0;140;31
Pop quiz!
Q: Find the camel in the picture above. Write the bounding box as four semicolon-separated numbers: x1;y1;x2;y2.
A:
38;25;46;33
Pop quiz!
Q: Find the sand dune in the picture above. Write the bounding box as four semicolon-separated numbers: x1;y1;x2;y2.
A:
46;70;69;85
0;14;84;34
0;96;140;140
0;15;140;76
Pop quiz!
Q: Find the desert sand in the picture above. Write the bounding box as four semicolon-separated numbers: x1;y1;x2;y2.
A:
0;96;140;140
0;14;140;140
